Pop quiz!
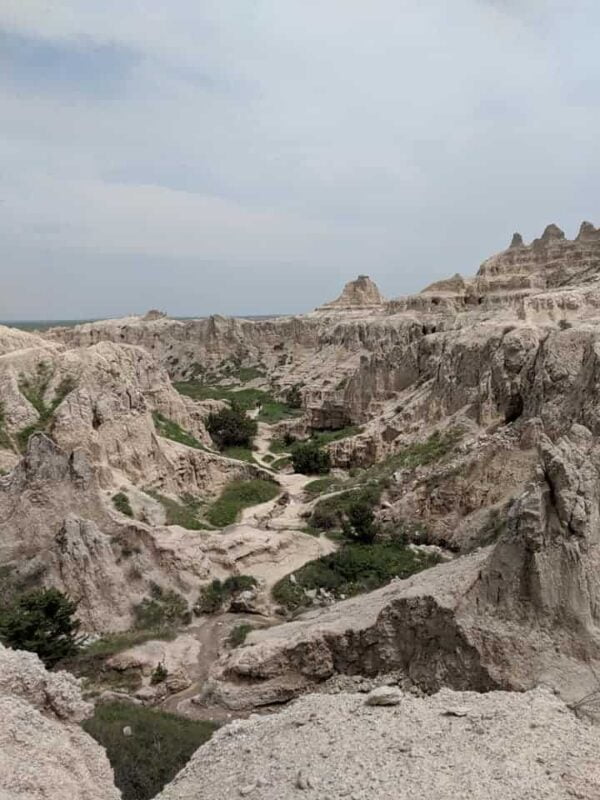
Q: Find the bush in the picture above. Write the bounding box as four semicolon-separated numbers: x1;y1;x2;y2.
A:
133;583;190;630
291;441;331;475
342;500;378;544
286;385;303;409
272;542;440;612
152;412;204;450
228;622;253;648
82;702;217;800
0;588;82;667
150;662;168;685
206;405;257;449
113;492;134;518
310;485;381;532
206;479;279;527
195;575;258;615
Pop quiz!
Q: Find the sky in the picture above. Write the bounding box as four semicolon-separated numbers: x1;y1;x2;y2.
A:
0;0;599;319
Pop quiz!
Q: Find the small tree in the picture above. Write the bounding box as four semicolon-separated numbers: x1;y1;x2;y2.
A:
0;588;82;667
286;385;303;409
291;441;331;475
206;404;257;449
343;500;378;544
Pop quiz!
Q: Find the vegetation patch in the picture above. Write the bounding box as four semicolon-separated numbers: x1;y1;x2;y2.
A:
271;455;291;471
291;440;331;475
112;492;134;518
0;588;82;667
59;629;177;692
146;490;209;530
133;582;190;630
175;381;301;422
228;622;254;647
309;425;363;446
206;405;257;449
82;702;217;800
152;412;205;450
352;430;461;485
195;575;258;614
0;403;11;450
272;541;439;612
221;446;256;463
17;366;76;452
309;485;382;531
206;479;280;527
304;477;339;496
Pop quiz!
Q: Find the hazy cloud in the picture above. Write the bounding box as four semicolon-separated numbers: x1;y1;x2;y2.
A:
0;1;598;318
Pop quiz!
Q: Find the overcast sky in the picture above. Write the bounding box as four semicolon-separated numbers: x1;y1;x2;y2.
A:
1;1;598;319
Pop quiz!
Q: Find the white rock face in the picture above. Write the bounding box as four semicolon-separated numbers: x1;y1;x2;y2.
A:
0;644;120;800
157;688;600;800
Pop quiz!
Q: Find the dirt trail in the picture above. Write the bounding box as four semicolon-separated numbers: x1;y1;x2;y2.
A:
161;420;337;720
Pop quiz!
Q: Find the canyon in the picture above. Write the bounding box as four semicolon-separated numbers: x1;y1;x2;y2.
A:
2;221;600;797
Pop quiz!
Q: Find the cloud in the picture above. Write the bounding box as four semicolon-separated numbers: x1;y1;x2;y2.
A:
0;1;599;318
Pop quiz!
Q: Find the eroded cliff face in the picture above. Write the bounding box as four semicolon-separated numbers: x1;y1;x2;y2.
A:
6;220;600;703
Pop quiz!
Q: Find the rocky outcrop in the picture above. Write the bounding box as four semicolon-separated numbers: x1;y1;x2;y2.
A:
157;688;600;800
317;275;386;311
0;643;120;799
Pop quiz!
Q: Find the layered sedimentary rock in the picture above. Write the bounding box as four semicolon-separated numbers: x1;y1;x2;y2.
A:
316;274;386;311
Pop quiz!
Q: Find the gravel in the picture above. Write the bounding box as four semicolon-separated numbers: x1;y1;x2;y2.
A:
157;687;600;799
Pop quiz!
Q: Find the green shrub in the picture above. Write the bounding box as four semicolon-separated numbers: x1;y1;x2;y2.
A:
82;702;217;800
304;477;338;496
195;575;258;615
310;485;381;531
206;405;257;449
286;384;303;409
228;622;253;647
16;368;77;452
152;412;204;449
112;492;134;518
150;662;168;685
133;583;190;630
146;490;208;530
206;479;280;527
272;541;439;612
221;446;256;463
291;441;331;474
0;402;11;450
342;500;378;544
0;588;82;667
310;425;363;446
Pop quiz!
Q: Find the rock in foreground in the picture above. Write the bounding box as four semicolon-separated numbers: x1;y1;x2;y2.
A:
157;688;599;800
0;643;120;800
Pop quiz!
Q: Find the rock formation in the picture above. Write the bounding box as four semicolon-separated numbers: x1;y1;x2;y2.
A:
4;219;600;717
316;274;386;311
157;688;600;800
0;643;120;799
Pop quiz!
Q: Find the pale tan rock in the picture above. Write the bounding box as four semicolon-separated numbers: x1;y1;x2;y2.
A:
0;644;120;800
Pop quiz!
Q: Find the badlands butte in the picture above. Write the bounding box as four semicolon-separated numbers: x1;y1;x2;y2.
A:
3;221;600;798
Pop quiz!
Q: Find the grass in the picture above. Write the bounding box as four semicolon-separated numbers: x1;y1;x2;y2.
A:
112;492;134;518
309;484;382;531
309;425;363;446
146;490;209;530
152;412;205;449
304;477;339;496
272;540;439;612
351;430;461;485
0;403;11;450
262;453;275;464
133;582;190;630
271;456;291;471
221;446;256;463
269;437;291;454
82;702;217;800
16;367;77;452
228;622;253;647
206;478;280;527
174;381;301;421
